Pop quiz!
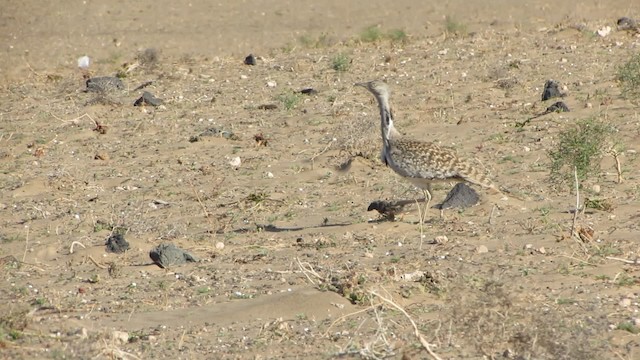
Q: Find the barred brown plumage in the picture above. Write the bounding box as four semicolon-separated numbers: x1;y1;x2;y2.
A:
356;80;500;213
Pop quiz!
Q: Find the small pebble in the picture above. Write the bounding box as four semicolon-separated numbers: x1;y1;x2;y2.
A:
267;81;277;88
596;26;612;37
434;235;449;244
215;242;225;250
111;331;129;344
477;245;489;254
229;156;241;168
620;298;632;307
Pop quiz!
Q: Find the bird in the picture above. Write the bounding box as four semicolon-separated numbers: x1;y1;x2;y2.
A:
355;80;500;217
367;199;426;221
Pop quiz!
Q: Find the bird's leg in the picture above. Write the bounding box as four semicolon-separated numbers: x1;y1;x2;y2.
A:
417;186;432;251
420;185;432;224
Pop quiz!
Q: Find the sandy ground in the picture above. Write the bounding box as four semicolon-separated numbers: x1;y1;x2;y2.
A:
2;1;640;359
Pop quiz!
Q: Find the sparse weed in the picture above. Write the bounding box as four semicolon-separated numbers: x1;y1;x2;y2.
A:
555;298;576;305
444;16;468;37
615;273;637;287
387;29;408;43
617;52;640;100
549;117;614;189
278;92;301;110
447;280;607;358
584;198;614;212
617;322;640;334
331;53;351;72
298;33;332;48
360;25;383;42
593;243;622;257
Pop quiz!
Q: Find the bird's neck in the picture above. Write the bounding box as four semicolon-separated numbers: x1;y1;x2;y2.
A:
378;97;400;146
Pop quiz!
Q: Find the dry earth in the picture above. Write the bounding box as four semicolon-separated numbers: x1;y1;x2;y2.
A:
2;1;640;359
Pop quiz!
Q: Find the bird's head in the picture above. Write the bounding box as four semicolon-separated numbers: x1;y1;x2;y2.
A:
355;80;390;99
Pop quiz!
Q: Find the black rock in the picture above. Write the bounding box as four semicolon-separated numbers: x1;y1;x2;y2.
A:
541;80;562;101
300;88;318;95
134;91;163;107
86;76;124;93
105;233;130;253
244;54;257;65
149;243;198;268
546;101;570;113
617;17;638;31
438;183;480;209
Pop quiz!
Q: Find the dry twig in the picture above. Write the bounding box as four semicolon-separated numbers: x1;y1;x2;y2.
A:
369;290;443;360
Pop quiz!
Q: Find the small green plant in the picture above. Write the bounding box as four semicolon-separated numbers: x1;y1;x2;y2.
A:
277;92;301;110
617;52;640;99
298;33;332;48
360;25;383;42
387;29;408;43
196;287;210;295
584;198;614;212
8;329;22;340
444;16;468;37
555;298;576;305
616;274;637;287
549;118;614;188
617;322;640;334
331;53;350;72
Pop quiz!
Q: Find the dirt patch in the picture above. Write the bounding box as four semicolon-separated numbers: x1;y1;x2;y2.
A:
2;1;640;359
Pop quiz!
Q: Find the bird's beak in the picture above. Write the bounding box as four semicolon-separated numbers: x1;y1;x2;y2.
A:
354;82;367;88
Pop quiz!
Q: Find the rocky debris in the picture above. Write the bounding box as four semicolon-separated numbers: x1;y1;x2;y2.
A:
541;79;564;101
189;127;238;142
437;183;480;209
149;243;198;268
300;88;318;95
105;233;129;253
86;76;124;93
617;17;638;31
133;91;163;107
545;101;570;113
257;104;278;110
244;54;257;65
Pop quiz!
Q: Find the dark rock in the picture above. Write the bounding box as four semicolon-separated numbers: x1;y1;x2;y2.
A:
86;77;124;93
546;101;570;113
300;88;318;95
105;233;130;253
541;80;562;101
149;243;198;268
437;183;480;209
617;17;638;31
134;91;163;107
244;54;257;65
257;104;278;110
